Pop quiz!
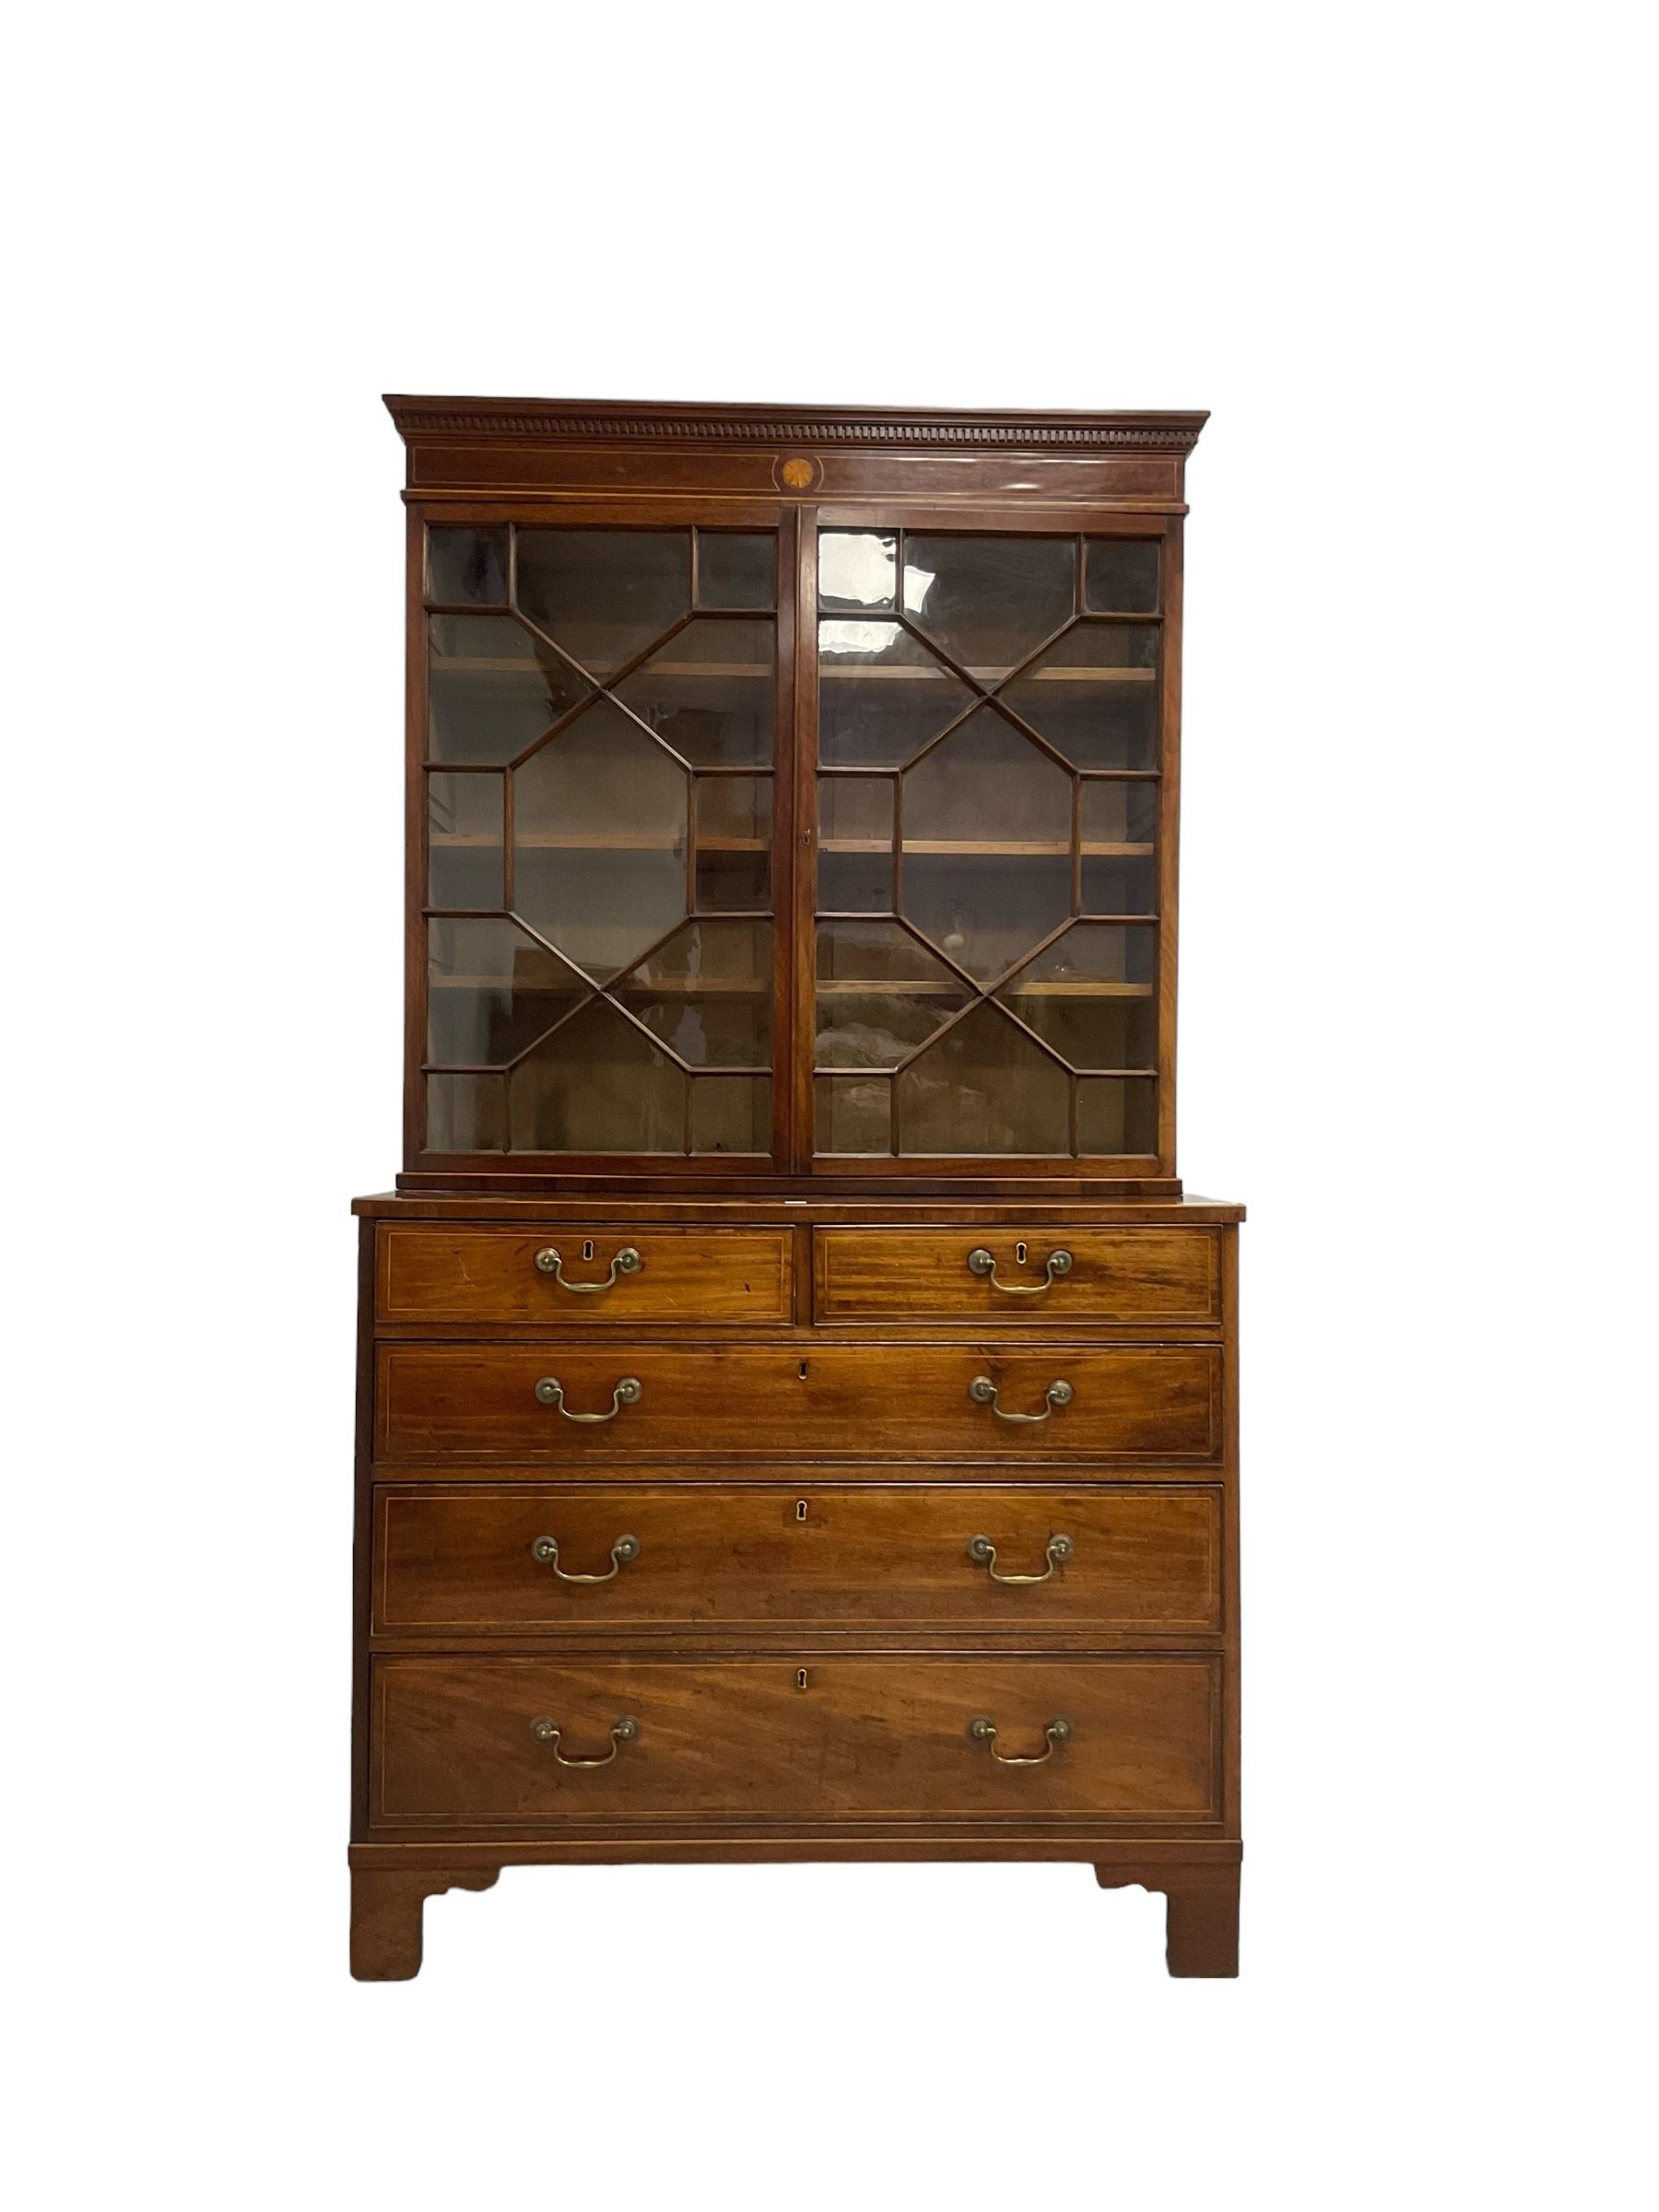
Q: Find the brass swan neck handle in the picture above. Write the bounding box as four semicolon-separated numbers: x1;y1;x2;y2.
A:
968;1376;1074;1422
534;1376;642;1422
967;1246;1074;1296
529;1533;641;1583
966;1532;1075;1584
968;1715;1073;1765
528;1715;639;1768
535;1245;642;1294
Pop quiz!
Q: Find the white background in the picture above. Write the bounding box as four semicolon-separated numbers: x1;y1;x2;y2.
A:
7;5;1654;2206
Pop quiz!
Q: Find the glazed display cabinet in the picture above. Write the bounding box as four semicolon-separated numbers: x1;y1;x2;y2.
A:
350;397;1243;1978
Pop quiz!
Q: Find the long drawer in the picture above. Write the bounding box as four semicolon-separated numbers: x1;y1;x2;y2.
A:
376;1226;794;1325
374;1343;1224;1463
371;1483;1223;1634
815;1227;1221;1326
371;1655;1221;1824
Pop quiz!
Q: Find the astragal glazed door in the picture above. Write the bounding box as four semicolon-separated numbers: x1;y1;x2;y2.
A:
418;518;784;1163
810;522;1170;1164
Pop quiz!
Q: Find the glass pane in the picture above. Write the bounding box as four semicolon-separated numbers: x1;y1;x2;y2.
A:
615;618;774;766
816;1073;893;1154
997;924;1158;1071
690;1074;770;1154
1081;778;1159;848
998;625;1160;770
429;614;591;765
614;920;771;1067
1005;920;1156;988
902;535;1075;677
512;700;688;982
900;711;1072;982
515;530;690;675
1077;1076;1157;1153
818;776;894;912
895;1001;1070;1155
428;771;503;910
427;1072;504;1151
1080;781;1159;916
815;921;971;1068
428;527;507;606
818;532;896;610
427;917;587;1065
509;999;685;1152
695;775;771;912
697;533;775;609
1085;537;1160;614
1080;850;1157;916
818;619;975;769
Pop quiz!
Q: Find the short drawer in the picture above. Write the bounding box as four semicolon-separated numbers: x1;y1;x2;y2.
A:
376;1225;794;1326
374;1343;1224;1463
371;1655;1220;1824
371;1483;1223;1635
815;1227;1220;1326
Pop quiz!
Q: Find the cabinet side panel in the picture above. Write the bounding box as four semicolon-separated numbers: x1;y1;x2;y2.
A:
1223;1221;1241;1834
404;505;427;1170
351;1216;377;1841
1156;515;1182;1174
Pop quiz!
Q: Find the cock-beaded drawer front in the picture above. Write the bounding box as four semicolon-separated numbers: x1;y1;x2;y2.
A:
375;1226;794;1326
370;1655;1221;1825
814;1228;1222;1328
371;1483;1223;1636
373;1343;1224;1464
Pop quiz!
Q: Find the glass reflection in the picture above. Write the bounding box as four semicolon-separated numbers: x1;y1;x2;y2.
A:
818;533;896;610
901;535;1074;675
818;620;976;769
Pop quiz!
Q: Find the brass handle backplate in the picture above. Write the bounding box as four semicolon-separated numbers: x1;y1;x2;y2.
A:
967;1246;1074;1295
968;1376;1074;1422
529;1533;641;1583
535;1244;642;1294
534;1376;642;1422
528;1714;639;1767
967;1532;1075;1584
968;1714;1073;1765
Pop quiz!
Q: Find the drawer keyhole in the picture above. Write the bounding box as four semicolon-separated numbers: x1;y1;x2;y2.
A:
582;1239;594;1262
795;1668;810;1691
1016;1240;1028;1265
795;1500;809;1523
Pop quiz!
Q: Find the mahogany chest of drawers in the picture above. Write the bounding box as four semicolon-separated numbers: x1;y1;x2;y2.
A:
349;398;1244;1977
350;1197;1242;1976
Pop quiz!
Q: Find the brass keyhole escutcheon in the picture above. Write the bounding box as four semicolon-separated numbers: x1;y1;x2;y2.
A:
795;1500;809;1523
795;1668;810;1690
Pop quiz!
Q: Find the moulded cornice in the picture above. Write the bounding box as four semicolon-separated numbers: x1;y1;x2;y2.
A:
383;394;1208;454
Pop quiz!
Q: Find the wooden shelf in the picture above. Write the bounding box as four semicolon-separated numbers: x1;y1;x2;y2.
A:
431;972;1151;999
430;833;764;852
816;979;1154;998
434;658;1149;686
431;658;770;680
819;664;1155;684
430;974;769;994
822;840;1154;858
1003;980;1155;998
432;835;1146;857
430;659;567;677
